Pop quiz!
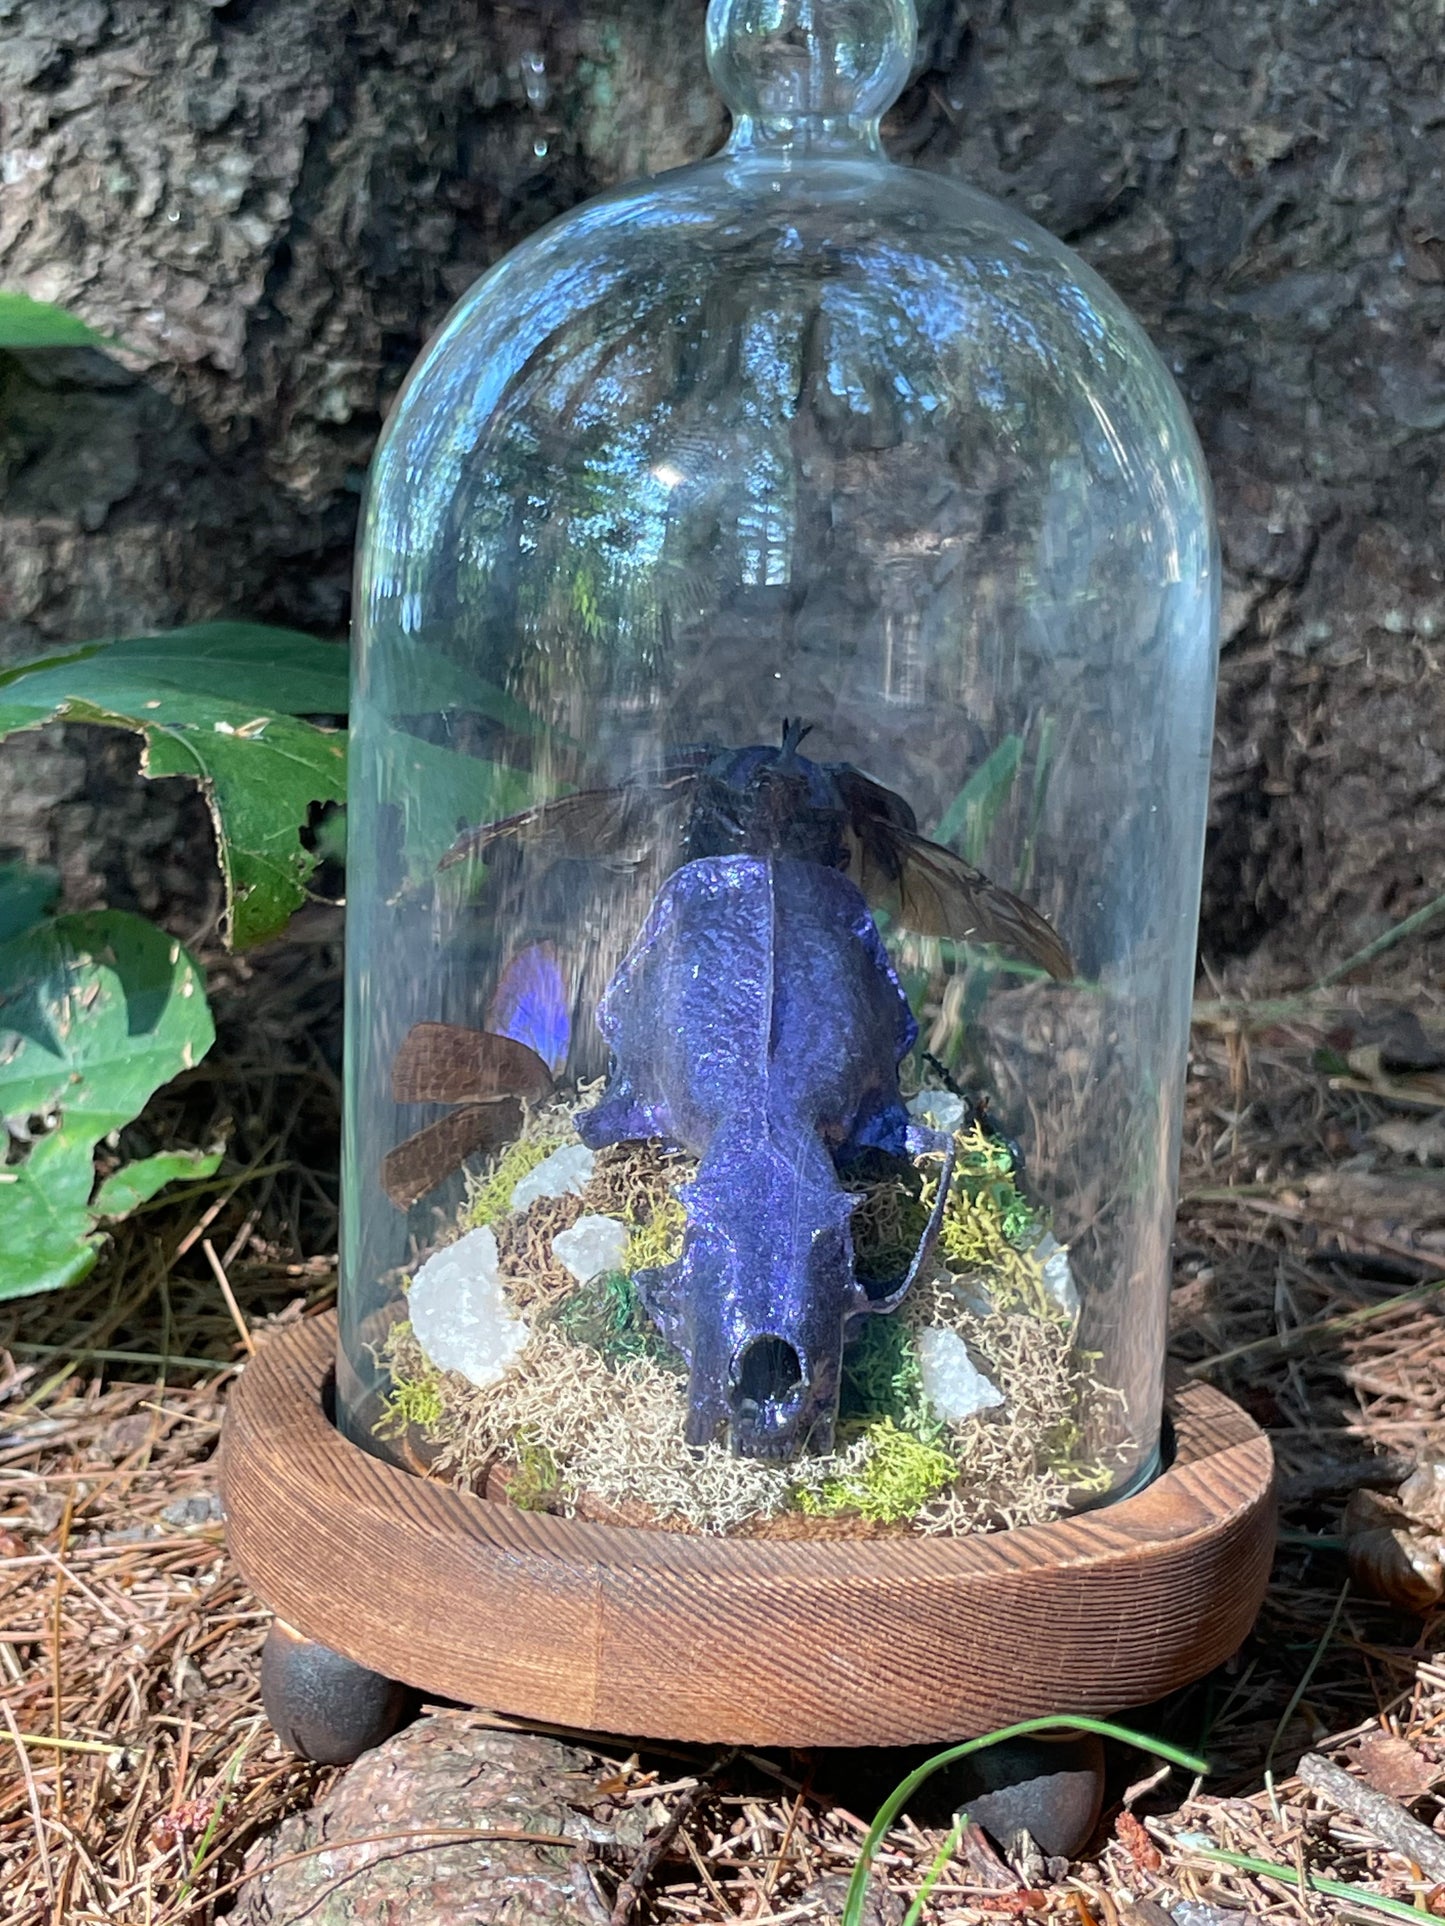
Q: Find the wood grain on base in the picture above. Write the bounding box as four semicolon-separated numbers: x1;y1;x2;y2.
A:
220;1313;1275;1747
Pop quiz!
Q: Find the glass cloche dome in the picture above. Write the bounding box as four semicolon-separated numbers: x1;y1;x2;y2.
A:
342;0;1218;1538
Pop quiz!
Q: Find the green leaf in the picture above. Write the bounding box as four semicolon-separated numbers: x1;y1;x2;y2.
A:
0;863;59;944
0;624;349;948
0;911;216;1298
934;734;1024;864
0;291;117;351
377;728;536;883
92;1148;223;1218
0;621;350;715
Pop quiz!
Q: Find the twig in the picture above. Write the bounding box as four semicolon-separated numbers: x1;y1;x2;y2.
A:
1185;1271;1445;1378
1296;1750;1445;1882
202;1238;255;1356
3;1697;55;1901
611;1746;741;1925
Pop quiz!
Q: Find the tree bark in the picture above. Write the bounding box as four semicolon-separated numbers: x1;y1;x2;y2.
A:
1;0;1441;981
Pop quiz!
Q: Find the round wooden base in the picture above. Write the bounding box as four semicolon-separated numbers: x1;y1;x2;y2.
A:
220;1313;1275;1748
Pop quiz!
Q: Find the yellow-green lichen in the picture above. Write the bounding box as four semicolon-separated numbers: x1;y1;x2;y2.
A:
623;1195;686;1273
797;1420;955;1525
463;1134;566;1230
374;1322;446;1438
926;1123;1055;1317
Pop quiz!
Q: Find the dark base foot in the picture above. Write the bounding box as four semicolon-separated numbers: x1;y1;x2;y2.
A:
260;1620;411;1764
943;1733;1106;1860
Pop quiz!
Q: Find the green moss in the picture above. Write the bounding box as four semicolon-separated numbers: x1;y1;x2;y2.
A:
508;1436;559;1511
624;1195;686;1273
463;1134;565;1230
550;1269;684;1372
840;1314;936;1438
374;1323;445;1439
797;1420;955;1525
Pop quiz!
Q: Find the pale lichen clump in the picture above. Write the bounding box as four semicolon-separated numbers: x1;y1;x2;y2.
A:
384;1315;871;1534
380;1100;1121;1537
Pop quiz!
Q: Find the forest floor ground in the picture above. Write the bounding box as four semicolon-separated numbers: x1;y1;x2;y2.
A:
1;927;1443;1925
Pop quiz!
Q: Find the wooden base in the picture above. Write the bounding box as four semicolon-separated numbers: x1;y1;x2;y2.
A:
220;1313;1275;1748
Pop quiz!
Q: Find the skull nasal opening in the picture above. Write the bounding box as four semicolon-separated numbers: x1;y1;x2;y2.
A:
733;1335;804;1410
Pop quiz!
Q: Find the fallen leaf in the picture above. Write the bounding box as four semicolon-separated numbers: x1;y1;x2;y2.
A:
1400;1460;1445;1532
1344;1731;1439;1800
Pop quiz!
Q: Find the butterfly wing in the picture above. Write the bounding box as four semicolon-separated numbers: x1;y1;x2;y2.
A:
381;1100;524;1209
486;942;571;1076
390;1022;554;1104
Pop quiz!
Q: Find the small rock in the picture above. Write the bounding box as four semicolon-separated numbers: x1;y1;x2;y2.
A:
915;1327;1004;1423
160;1492;224;1527
551;1213;630;1284
1031;1233;1079;1318
409;1227;529;1389
232;1713;610;1925
907;1089;967;1135
512;1143;595;1211
953;1732;1106;1860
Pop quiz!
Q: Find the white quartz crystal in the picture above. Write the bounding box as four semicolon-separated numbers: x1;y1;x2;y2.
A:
408;1226;529;1389
511;1141;595;1211
907;1089;967;1135
1031;1232;1079;1318
551;1213;630;1283
916;1326;1005;1424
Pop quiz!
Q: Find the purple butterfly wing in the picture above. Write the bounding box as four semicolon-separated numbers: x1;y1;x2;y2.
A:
486;942;571;1076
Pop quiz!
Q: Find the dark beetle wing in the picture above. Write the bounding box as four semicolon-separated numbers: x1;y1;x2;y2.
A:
438;765;704;872
835;765;1074;980
882;826;1073;979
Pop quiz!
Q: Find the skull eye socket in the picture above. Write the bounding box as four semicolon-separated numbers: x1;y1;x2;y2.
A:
732;1335;804;1413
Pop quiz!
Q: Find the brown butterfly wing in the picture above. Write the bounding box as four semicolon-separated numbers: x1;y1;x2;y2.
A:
381;1100;523;1210
391;1023;553;1104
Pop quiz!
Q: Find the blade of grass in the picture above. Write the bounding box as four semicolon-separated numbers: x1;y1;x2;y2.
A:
901;1816;963;1926
1264;1577;1351;1793
1186;1841;1442;1922
841;1716;1209;1926
178;1720;260;1900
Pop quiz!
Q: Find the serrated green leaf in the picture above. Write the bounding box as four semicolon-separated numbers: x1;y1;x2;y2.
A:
93;1147;223;1218
0;863;59;944
0;624;349;948
0;291;116;351
0;911;216;1298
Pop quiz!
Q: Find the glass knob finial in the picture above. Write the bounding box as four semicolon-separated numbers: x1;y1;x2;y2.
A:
706;0;916;148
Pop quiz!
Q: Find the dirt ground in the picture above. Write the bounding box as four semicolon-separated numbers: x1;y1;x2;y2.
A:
1;941;1443;1924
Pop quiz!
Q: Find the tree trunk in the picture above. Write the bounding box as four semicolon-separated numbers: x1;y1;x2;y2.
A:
1;0;1441;982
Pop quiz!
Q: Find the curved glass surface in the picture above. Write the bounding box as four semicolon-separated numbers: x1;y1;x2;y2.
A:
341;0;1218;1520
